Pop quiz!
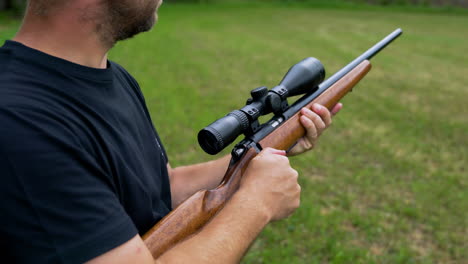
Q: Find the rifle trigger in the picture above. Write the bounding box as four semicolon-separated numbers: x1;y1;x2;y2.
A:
285;142;298;154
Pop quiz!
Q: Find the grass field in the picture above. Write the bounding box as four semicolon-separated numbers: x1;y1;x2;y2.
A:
1;3;467;264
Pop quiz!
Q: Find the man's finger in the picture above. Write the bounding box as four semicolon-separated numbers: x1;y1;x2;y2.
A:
331;103;343;116
301;107;325;135
312;104;332;127
260;147;287;156
300;115;318;141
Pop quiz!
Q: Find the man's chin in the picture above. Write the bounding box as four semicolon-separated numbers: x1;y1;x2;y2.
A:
107;1;160;43
144;13;157;33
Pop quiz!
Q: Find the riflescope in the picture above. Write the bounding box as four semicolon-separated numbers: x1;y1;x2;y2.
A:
198;57;325;155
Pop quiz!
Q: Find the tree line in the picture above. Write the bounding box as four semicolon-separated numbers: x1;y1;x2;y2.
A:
1;0;467;11
165;0;467;7
0;0;24;11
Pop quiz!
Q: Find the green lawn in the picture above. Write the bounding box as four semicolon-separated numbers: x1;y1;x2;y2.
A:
1;3;467;263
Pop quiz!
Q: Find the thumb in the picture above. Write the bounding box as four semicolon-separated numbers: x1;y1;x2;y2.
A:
259;147;287;157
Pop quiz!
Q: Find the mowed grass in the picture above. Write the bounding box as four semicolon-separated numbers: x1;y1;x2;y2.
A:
1;4;467;263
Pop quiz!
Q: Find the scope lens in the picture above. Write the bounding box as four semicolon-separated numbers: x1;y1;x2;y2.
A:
198;128;224;155
198;111;249;155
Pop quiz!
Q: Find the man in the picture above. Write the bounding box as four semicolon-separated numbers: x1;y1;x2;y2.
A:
0;0;342;263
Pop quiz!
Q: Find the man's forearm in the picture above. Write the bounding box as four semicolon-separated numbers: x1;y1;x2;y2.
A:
156;188;270;264
88;189;270;264
169;155;231;207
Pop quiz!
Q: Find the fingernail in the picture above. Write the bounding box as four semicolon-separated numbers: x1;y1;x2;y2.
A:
313;104;322;112
274;150;287;156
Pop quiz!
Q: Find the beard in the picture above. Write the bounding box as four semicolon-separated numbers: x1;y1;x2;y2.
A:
98;0;161;46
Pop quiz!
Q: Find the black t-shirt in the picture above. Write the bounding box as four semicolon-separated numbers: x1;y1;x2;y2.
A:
0;41;172;263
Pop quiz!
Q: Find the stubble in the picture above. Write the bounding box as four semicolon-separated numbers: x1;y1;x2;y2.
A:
92;0;161;47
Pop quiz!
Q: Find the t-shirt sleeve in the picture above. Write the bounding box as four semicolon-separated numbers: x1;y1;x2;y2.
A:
0;108;138;264
112;61;169;164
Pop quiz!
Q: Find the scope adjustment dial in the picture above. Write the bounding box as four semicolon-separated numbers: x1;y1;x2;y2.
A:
250;86;268;100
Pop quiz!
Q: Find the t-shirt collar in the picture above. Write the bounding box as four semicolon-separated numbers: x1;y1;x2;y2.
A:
2;40;114;82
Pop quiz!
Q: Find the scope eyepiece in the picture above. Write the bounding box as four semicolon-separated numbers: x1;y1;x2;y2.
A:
198;110;249;155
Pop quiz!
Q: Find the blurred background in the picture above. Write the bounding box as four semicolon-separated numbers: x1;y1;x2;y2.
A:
1;1;466;263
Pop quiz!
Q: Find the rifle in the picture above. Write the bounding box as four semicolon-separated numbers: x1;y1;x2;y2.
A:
143;28;403;258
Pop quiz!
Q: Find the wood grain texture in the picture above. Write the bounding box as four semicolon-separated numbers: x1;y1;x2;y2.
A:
143;60;372;259
143;148;258;258
259;60;372;151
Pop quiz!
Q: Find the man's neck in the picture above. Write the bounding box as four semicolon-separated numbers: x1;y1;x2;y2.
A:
14;7;110;69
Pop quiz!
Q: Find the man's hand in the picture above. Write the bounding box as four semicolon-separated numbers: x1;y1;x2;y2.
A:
288;103;343;156
239;148;301;222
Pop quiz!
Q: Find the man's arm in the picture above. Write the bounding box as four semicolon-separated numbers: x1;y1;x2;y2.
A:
168;155;231;208
86;188;272;264
86;103;342;263
86;104;341;263
88;148;300;264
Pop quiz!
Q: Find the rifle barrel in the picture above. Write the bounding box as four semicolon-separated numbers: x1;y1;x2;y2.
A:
286;28;402;115
318;28;402;92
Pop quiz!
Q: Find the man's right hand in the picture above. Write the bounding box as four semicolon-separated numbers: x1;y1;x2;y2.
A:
239;148;301;222
88;148;301;264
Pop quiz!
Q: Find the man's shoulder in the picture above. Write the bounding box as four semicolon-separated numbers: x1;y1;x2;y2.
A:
109;60;130;79
0;68;86;150
109;60;140;88
109;60;127;74
0;70;63;119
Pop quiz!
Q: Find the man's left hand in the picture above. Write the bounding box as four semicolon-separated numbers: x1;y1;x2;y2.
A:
287;103;342;156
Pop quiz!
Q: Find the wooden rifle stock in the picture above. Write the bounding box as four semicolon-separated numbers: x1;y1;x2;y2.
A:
143;60;372;258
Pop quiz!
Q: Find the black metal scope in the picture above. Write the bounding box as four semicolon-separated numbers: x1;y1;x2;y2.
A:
198;57;325;155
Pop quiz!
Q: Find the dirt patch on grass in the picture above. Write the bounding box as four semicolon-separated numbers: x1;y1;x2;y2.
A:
369;244;386;256
408;227;436;259
342;221;359;233
308;173;327;182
